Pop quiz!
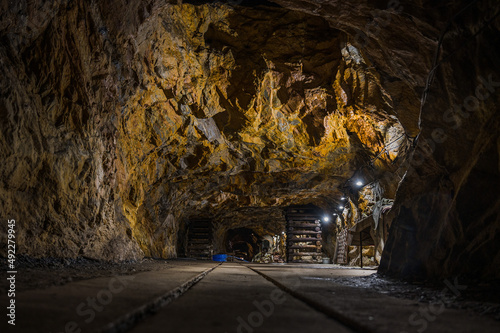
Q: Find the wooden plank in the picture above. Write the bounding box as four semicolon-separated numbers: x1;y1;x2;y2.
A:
287;230;322;235
288;242;323;250
288;236;322;241
287;219;320;224
288;246;322;250
288;247;321;252
189;223;211;227
288;240;322;245
188;235;210;239
286;214;321;219
189;239;210;244
187;250;210;255
287;223;320;229
287;230;320;234
287;218;319;221
189;229;210;233
287;245;320;250
287;252;322;256
335;228;349;264
188;244;210;248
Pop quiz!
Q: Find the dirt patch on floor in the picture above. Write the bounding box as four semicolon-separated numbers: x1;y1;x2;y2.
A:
329;272;500;321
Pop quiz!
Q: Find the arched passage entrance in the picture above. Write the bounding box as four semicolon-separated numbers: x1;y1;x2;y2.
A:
224;227;260;261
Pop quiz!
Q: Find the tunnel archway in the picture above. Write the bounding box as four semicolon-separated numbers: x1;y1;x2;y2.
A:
224;227;261;261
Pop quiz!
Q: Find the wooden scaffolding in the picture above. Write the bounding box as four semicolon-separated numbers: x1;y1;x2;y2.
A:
186;219;213;260
285;206;323;263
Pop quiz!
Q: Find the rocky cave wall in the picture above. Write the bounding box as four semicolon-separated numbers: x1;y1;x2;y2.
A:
377;1;500;281
1;0;499;281
116;2;408;259
277;0;500;280
0;0;406;260
0;0;144;260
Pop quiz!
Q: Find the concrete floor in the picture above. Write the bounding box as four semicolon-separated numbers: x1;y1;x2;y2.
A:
7;262;500;333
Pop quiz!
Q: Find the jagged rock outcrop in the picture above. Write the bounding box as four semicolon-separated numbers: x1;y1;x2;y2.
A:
116;3;406;258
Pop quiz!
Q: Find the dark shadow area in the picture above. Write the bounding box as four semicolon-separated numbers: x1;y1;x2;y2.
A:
225;227;261;261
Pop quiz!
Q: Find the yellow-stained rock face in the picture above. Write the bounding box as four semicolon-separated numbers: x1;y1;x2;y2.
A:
114;4;407;257
0;1;408;260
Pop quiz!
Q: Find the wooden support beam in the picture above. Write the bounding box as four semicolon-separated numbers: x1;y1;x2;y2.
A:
287;230;322;235
360;230;363;269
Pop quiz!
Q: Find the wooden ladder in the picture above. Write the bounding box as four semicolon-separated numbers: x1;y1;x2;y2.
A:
186;219;213;260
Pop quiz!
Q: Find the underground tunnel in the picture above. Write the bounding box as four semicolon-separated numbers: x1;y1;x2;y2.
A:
1;0;500;332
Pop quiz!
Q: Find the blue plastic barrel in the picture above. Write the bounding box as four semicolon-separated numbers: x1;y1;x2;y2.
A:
212;254;227;262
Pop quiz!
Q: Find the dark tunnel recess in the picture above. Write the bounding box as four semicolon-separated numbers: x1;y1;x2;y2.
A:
225;227;261;261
